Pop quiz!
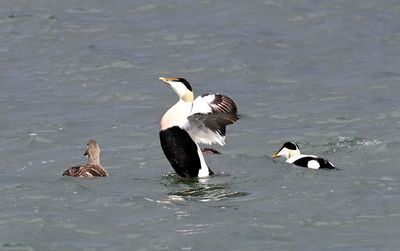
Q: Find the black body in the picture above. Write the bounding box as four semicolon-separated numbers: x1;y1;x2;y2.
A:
293;156;335;169
160;126;213;178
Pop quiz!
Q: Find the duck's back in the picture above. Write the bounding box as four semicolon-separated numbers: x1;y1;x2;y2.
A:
63;164;108;178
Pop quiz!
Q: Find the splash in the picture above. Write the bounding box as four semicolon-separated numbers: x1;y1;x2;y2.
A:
324;136;382;154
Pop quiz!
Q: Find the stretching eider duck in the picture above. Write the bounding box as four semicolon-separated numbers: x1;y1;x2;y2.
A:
272;142;335;169
159;77;239;178
63;140;108;177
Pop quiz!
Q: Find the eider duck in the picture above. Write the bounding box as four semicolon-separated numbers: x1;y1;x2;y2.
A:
272;142;335;169
159;77;239;178
63;140;108;177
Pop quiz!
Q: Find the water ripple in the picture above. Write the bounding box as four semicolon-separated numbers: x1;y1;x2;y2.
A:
160;175;249;202
324;136;382;154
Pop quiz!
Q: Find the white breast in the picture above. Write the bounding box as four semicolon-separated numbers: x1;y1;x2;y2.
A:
160;100;192;130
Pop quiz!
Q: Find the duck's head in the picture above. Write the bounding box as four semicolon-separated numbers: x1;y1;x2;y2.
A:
84;139;100;158
159;77;194;102
272;141;300;159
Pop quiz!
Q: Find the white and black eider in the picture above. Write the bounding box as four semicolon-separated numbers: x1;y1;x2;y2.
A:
272;142;335;169
159;77;239;178
63;140;109;177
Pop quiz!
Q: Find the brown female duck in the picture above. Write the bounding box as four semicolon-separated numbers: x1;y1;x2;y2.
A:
63;140;108;177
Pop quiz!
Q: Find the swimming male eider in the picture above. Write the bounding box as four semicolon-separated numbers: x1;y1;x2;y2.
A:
272;142;335;169
63;140;108;177
159;77;239;178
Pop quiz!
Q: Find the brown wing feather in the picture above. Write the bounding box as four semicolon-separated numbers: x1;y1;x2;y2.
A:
202;94;238;115
63;164;108;178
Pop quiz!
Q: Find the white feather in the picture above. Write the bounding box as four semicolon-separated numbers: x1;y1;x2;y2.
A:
182;119;225;146
191;95;215;114
307;160;320;169
169;81;191;98
160;100;192;130
286;154;318;163
186;94;229;145
196;145;210;177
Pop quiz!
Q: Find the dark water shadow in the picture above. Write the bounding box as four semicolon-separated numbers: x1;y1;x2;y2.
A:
159;173;249;202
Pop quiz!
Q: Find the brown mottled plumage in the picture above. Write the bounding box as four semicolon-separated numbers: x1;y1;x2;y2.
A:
63;140;108;178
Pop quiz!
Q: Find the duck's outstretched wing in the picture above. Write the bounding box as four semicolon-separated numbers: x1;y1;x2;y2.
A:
183;112;239;146
176;93;239;145
191;94;238;115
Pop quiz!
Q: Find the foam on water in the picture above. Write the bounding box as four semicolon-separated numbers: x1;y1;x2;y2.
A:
324;136;382;154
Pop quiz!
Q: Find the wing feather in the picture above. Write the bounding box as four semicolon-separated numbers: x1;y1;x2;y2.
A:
206;94;238;114
63;164;108;177
172;93;239;146
183;112;239;145
191;94;238;115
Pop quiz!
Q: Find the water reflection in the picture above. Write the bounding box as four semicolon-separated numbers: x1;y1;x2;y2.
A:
160;174;249;202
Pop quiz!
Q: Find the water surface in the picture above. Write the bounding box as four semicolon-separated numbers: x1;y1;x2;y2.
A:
1;0;400;250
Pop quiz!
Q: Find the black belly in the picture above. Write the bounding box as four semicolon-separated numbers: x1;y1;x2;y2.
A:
160;126;208;178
